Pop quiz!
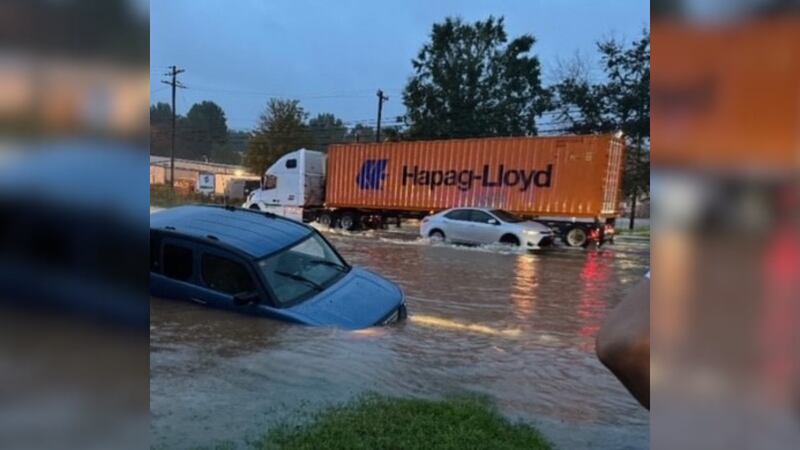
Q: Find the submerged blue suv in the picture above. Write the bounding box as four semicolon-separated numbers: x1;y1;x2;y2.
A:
150;205;407;329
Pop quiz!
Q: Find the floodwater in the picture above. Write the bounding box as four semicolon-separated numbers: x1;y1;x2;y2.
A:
150;225;650;449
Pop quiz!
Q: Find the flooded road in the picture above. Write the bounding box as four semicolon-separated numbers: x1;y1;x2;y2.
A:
150;226;650;449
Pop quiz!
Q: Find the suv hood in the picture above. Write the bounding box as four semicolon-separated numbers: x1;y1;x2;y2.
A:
286;266;404;329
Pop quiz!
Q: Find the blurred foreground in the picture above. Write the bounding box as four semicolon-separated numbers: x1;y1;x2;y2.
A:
0;1;149;449
652;4;800;449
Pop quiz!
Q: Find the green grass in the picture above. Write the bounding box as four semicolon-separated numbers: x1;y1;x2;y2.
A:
616;225;650;238
253;395;552;450
150;184;227;208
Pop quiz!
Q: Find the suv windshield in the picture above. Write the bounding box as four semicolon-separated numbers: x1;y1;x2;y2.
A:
258;233;348;307
490;209;524;223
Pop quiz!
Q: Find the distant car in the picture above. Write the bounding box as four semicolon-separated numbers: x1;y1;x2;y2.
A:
420;208;554;249
150;205;407;329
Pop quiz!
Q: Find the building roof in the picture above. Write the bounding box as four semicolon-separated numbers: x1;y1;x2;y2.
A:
149;156;253;176
150;205;312;258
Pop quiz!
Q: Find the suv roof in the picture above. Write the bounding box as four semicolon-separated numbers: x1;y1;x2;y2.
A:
150;205;312;258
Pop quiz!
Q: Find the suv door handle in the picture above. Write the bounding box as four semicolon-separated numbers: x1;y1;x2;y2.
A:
190;297;207;305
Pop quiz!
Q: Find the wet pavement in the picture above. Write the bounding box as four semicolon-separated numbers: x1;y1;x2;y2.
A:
150;225;650;449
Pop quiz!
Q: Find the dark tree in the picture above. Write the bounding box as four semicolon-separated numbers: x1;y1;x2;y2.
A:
244;99;308;175
308;113;347;151
149;102;173;157
185;101;228;145
553;30;650;228
402;16;550;139
150;102;172;124
345;124;376;143
177;101;229;161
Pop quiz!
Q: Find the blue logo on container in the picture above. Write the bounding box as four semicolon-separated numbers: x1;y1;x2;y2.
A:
356;159;388;190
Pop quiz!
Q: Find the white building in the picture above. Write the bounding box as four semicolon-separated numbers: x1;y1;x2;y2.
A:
149;156;259;196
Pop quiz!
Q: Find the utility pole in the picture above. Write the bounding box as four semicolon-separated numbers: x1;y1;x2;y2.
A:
375;89;389;142
162;65;185;188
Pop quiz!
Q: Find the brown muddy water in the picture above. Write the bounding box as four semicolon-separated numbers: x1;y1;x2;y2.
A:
150;225;650;449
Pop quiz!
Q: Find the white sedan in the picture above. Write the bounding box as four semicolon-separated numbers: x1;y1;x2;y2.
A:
420;208;554;249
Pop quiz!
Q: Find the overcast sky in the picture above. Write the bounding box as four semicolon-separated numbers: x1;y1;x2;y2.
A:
150;0;649;131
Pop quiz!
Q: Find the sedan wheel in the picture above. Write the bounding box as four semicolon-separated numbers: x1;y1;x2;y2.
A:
429;230;445;242
499;234;520;246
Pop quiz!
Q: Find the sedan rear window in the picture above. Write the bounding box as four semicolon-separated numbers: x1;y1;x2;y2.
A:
444;209;471;221
469;210;494;224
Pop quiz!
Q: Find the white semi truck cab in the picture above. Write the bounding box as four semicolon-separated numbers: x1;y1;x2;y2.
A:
244;149;326;221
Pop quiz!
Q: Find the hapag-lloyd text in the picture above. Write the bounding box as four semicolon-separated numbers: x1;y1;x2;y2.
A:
402;164;553;191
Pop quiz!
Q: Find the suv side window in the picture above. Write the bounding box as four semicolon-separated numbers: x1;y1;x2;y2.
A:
202;253;256;295
163;244;193;281
444;209;470;221
470;210;494;224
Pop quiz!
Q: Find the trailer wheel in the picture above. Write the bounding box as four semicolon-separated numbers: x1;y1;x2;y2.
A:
564;226;588;247
339;212;359;231
249;204;261;211
316;211;334;228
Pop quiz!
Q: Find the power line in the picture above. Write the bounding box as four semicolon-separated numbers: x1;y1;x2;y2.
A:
183;84;381;100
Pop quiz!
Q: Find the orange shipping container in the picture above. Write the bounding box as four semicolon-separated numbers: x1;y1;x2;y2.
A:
326;134;625;219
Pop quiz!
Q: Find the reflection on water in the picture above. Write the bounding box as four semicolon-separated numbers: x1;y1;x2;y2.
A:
150;229;650;449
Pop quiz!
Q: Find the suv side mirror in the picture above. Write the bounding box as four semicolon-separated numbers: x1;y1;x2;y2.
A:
488;218;499;225
233;291;260;306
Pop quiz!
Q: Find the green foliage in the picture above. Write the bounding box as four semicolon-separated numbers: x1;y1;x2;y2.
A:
345;124;375;143
308;113;347;151
178;101;230;161
149;103;173;157
403;16;550;139
381;125;405;142
150;100;242;164
255;395;552;450
553;30;650;200
150;102;172;124
244;99;308;175
186;101;229;145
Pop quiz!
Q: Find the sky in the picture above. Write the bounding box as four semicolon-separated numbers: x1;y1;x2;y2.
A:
150;0;649;131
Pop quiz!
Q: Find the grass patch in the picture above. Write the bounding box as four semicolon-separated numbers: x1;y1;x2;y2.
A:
255;395;552;450
616;225;650;237
150;184;227;208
